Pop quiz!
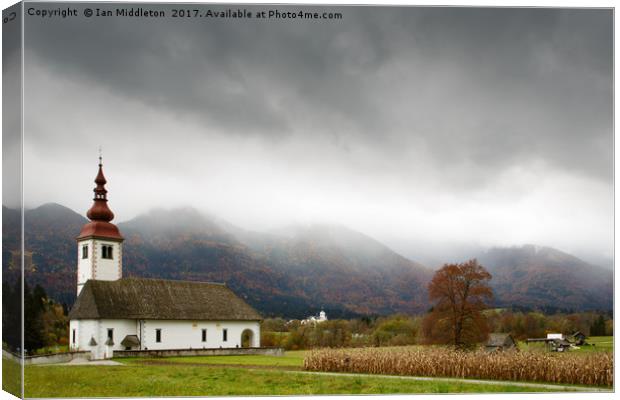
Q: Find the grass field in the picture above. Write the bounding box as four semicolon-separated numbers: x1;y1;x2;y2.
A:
2;356;21;397
16;338;613;397
116;350;308;368
24;361;565;397
579;336;613;352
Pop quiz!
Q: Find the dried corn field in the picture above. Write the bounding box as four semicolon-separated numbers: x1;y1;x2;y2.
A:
303;347;613;387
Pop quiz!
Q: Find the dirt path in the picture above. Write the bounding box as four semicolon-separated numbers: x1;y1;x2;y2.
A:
286;370;611;392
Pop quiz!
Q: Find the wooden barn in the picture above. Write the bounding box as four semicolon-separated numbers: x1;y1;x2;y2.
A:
485;333;517;352
572;331;587;346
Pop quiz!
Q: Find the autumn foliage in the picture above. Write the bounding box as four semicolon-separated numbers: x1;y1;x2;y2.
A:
423;259;493;347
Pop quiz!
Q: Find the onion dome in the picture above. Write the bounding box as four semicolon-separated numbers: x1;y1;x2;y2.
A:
77;157;124;241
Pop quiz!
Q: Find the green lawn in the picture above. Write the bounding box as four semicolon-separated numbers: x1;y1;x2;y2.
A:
116;350;307;368
24;363;563;397
2;357;21;397
579;336;613;352
19;344;612;397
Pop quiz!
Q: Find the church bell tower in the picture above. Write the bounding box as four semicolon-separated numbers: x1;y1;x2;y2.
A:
76;157;124;295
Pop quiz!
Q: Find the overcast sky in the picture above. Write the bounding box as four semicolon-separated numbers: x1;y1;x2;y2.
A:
14;5;613;266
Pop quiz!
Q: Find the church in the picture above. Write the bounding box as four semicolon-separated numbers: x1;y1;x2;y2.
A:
68;159;262;360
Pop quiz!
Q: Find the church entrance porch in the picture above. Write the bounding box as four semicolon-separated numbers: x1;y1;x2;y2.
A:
241;329;255;348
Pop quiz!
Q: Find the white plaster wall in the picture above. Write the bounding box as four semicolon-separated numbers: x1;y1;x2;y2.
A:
141;320;260;350
70;319;137;359
70;319;260;359
76;239;94;296
93;239;123;281
70;319;99;358
76;238;123;295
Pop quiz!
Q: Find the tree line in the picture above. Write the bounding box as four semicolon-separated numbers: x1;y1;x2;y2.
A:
2;279;68;354
3;259;613;353
260;310;611;350
261;259;612;350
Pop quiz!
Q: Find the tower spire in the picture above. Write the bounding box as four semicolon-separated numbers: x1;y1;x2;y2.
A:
87;156;114;222
76;154;124;296
77;155;123;240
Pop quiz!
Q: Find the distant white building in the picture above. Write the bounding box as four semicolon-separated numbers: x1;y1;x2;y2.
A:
547;333;564;340
69;158;261;359
301;310;327;325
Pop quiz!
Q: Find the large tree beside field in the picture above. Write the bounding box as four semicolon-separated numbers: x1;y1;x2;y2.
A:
424;259;493;348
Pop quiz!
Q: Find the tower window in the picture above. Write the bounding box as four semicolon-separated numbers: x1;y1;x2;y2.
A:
101;245;113;259
222;329;228;342
156;329;162;343
82;245;88;259
202;329;207;342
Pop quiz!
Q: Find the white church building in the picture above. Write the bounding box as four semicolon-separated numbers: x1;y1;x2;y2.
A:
301;310;327;325
69;158;261;359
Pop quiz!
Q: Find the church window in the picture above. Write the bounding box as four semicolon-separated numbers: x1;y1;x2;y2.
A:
222;329;228;342
72;329;76;344
101;245;113;259
107;328;114;342
156;329;162;343
82;245;88;259
202;329;207;342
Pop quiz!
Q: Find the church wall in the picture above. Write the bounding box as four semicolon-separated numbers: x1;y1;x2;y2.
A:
70;319;261;359
141;320;260;350
97;319;137;355
76;239;94;296
70;319;137;359
76;238;123;295
92;239;123;281
69;319;99;358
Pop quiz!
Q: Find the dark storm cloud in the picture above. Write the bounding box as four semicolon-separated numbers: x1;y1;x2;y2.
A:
20;5;613;263
24;6;612;185
3;3;22;208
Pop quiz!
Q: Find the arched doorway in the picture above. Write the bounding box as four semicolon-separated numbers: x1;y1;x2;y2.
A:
241;329;254;348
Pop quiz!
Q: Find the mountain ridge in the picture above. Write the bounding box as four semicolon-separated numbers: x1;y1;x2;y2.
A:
2;203;613;315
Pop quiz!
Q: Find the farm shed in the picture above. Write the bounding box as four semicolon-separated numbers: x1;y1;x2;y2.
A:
552;339;572;352
572;331;587;345
485;333;517;352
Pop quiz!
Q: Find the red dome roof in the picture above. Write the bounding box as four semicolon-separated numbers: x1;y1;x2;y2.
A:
86;200;115;222
78;159;124;241
77;221;123;240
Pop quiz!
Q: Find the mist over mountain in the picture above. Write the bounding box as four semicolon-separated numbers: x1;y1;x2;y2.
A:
120;207;235;243
478;245;613;312
2;203;613;316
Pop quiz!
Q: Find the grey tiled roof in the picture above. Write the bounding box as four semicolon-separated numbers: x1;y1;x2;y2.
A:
121;335;140;347
69;278;262;321
486;333;515;347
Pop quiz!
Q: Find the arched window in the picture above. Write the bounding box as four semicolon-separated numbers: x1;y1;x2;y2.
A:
101;245;113;259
